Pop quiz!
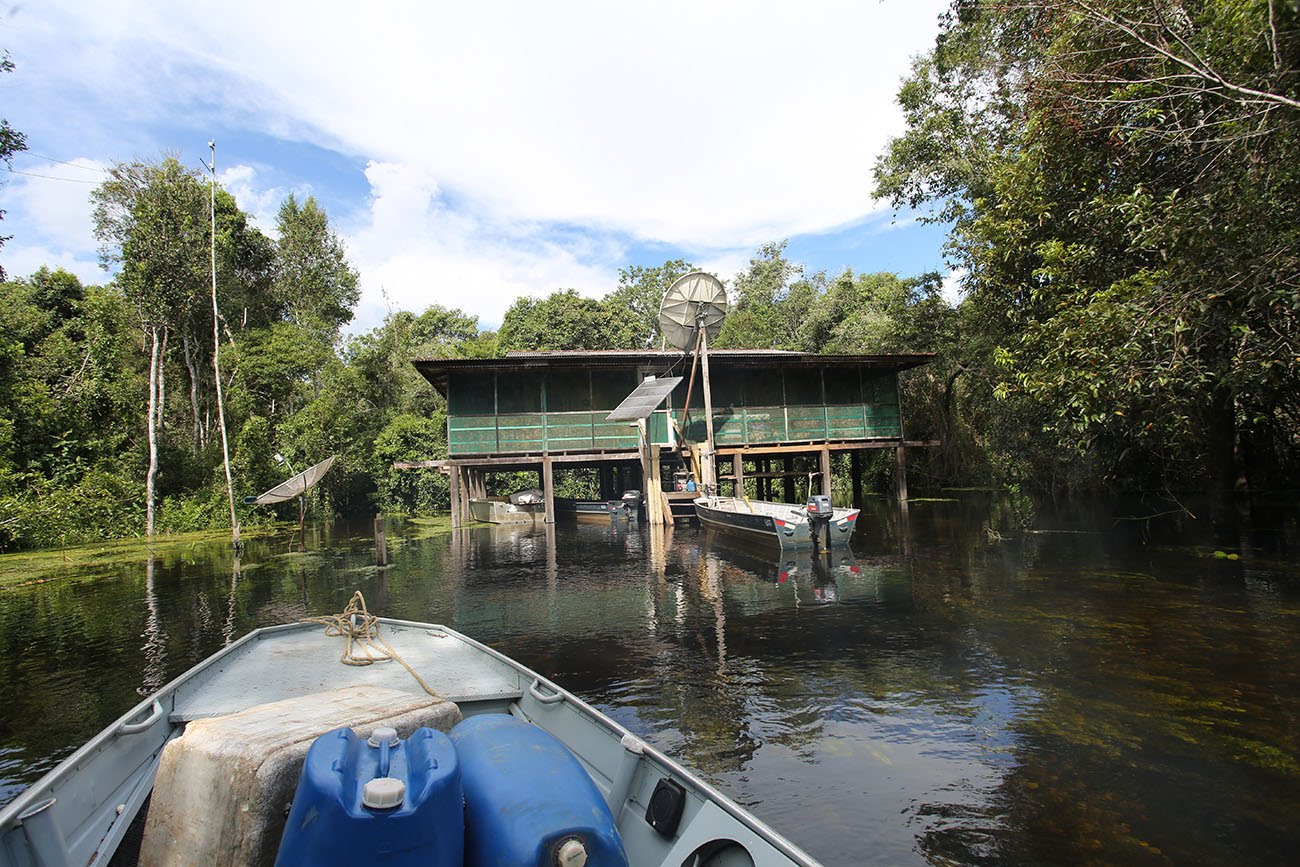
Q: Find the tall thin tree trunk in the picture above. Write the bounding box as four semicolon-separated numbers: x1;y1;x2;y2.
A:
157;328;168;434
183;332;202;448
145;326;160;537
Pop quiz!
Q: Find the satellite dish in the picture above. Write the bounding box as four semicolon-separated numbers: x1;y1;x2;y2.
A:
658;272;727;351
244;456;336;505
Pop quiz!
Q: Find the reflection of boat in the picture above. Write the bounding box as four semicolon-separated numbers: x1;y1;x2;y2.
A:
694;494;859;550
556;490;643;522
702;540;862;603
469;496;542;525
0;606;817;866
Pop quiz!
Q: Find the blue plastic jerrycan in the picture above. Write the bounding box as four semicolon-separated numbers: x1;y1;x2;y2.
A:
275;726;462;866
451;714;629;867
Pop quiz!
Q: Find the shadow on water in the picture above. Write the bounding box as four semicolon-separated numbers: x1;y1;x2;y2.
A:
1;495;1298;866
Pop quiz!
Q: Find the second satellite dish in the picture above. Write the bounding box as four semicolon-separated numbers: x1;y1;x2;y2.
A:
658;272;727;351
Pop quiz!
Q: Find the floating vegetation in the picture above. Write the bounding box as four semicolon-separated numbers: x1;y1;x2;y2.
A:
0;527;280;588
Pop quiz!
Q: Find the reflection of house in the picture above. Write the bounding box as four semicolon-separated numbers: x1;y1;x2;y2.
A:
409;350;934;526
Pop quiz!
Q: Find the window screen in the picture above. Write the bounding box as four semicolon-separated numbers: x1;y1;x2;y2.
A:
449;371;495;414
545;371;591;412
783;368;823;406
497;371;543;413
823;368;862;405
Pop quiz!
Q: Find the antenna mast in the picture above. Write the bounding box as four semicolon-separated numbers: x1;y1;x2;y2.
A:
206;140;241;548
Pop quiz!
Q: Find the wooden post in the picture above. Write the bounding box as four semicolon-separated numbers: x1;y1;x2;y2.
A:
895;445;910;517
648;444;664;525
783;456;795;502
820;448;832;498
851;449;863;508
449;464;463;528
734;454;745;499
699;328;717;492
374;513;387;566
542;458;555;524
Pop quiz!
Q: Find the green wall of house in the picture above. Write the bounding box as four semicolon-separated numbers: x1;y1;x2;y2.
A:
446;365;901;456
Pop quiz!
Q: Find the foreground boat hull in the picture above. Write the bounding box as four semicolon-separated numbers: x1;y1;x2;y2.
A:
0;619;818;867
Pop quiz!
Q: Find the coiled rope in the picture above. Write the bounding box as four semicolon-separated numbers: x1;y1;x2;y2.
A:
303;590;442;698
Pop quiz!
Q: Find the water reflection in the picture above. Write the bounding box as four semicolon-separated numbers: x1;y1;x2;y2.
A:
0;499;1297;866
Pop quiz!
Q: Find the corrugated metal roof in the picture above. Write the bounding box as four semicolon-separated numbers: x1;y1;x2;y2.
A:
411;349;936;394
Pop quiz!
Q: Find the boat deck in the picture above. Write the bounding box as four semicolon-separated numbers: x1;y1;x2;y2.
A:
172;621;525;721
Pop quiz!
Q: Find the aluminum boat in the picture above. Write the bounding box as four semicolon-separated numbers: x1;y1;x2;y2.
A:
0;607;818;867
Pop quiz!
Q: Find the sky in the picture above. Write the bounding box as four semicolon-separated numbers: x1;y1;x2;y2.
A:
1;0;956;334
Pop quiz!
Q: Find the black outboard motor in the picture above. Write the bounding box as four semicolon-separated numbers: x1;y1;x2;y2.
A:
620;490;643;520
805;494;833;550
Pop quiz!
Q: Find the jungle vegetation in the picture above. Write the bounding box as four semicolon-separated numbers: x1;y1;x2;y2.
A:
2;0;1298;550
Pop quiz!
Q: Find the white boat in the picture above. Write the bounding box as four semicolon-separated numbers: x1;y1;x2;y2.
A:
694;494;859;550
0;602;818;866
468;496;541;525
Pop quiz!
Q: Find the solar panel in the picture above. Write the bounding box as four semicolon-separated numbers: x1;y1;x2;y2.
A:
605;376;683;422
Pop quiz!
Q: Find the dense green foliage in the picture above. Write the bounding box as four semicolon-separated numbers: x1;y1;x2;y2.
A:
876;0;1300;495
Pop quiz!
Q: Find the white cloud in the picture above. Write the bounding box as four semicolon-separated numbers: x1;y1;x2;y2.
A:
3;243;103;286
8;159;104;249
3;159;107;282
4;0;949;321
941;267;967;306
218;164;295;237
346;161;623;332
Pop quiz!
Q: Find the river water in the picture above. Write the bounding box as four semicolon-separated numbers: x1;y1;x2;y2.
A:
0;495;1297;865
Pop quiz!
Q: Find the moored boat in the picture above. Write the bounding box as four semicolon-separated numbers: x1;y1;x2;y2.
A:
555;490;643;522
0;596;818;866
694;494;859;550
468;496;541;525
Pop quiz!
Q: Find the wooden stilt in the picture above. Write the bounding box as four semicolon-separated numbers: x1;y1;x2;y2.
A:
449;465;462;528
374;513;387;566
851;449;863;508
734;454;746;499
895;445;910;517
542;458;555;524
819;448;832;498
648;445;668;525
783;456;795;502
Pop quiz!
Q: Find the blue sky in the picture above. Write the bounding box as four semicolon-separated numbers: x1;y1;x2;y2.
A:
1;0;955;334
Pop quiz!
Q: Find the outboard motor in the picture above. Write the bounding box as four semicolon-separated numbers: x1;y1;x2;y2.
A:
621;490;643;519
805;494;833;550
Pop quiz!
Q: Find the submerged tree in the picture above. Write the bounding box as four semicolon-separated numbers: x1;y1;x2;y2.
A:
92;159;209;534
876;0;1300;495
91;157;276;534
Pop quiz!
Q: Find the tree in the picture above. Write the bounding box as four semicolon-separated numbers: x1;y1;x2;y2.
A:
875;0;1300;495
91;159;207;534
606;259;695;348
272;194;359;337
91;157;279;533
715;242;821;350
497;290;641;351
0;49;28;281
